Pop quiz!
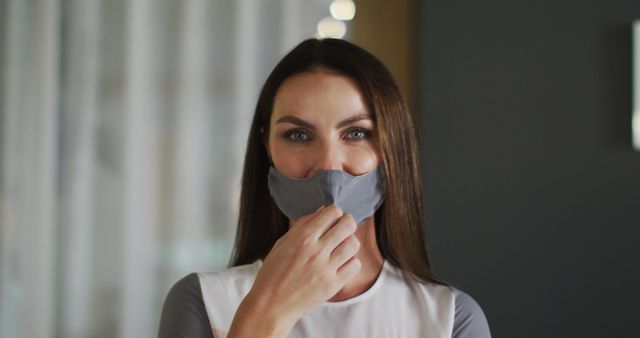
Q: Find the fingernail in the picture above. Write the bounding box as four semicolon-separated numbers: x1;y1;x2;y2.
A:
316;204;326;212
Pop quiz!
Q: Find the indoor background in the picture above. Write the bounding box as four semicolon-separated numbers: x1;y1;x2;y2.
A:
1;0;639;337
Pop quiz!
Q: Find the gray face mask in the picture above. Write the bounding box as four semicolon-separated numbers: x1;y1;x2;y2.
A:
267;166;385;225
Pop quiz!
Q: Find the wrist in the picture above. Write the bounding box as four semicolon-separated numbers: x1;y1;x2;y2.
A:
244;289;299;328
229;291;299;338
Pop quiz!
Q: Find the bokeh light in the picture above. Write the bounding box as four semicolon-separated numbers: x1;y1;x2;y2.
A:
316;16;347;39
330;0;356;21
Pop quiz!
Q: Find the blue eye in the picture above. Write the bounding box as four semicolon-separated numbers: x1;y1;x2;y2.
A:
286;130;310;142
345;129;369;140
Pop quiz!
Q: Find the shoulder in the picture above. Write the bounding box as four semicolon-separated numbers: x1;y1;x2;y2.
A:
382;262;491;338
165;273;203;302
385;262;455;304
449;287;492;338
198;261;261;299
158;273;213;338
158;264;258;338
196;261;262;331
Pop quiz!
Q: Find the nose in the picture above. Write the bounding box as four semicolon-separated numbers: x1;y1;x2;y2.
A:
308;142;343;177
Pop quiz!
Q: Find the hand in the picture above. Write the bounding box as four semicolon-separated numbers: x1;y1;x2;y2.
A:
247;204;362;326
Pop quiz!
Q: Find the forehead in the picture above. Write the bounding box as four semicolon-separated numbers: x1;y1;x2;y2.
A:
271;70;370;122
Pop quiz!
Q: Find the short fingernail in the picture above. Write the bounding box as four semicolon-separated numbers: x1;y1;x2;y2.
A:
316;204;326;212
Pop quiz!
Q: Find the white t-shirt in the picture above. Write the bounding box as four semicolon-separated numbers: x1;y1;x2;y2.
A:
190;259;490;338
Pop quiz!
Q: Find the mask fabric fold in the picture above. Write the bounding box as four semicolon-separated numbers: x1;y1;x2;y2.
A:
267;166;385;225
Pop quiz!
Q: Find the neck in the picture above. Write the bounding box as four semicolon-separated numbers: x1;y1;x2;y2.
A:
327;215;384;302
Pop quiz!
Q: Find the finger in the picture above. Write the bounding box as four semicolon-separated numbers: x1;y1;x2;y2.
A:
298;204;344;238
290;211;319;229
318;213;357;249
336;256;361;283
289;204;328;230
330;235;360;269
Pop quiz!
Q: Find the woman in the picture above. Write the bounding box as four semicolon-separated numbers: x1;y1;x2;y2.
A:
159;38;491;338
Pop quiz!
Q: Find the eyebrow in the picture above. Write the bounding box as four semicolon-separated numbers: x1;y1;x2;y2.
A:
275;114;372;129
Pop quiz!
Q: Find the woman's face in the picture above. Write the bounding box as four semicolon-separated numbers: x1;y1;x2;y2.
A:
267;70;380;179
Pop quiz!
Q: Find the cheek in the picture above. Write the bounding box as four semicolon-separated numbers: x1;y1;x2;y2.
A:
268;139;309;177
346;146;380;175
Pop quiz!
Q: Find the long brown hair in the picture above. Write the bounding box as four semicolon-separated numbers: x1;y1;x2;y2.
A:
229;38;446;285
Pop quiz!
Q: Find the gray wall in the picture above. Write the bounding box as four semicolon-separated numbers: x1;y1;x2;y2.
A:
418;0;640;336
